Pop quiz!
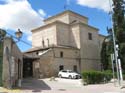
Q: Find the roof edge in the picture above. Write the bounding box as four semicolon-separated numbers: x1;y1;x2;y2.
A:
44;10;88;22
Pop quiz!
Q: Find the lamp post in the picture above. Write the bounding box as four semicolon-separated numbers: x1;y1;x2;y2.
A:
108;0;124;86
102;32;123;86
12;29;23;88
15;29;23;41
107;28;123;86
0;28;22;40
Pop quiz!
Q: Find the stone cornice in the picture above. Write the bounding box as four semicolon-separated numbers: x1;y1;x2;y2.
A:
44;10;88;22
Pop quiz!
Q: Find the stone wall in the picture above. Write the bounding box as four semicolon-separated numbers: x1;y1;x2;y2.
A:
79;23;101;71
70;24;80;48
44;11;88;25
33;47;80;78
44;13;69;25
56;22;70;46
2;37;23;88
32;24;57;47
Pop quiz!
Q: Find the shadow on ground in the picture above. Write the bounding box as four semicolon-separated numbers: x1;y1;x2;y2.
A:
21;78;51;92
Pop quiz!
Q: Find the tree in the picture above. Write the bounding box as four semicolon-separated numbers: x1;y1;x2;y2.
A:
101;0;125;71
112;0;125;71
101;35;113;70
112;0;125;43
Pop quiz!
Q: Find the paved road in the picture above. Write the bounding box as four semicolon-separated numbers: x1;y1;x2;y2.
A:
1;78;125;93
20;78;125;93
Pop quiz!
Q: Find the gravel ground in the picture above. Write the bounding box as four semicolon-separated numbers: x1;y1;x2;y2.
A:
1;78;125;93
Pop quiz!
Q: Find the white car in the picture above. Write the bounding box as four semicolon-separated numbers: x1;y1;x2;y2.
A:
58;70;81;79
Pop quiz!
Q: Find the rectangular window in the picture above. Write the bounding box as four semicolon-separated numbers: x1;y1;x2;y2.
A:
60;51;63;58
88;33;92;40
73;65;77;72
42;40;45;47
59;65;64;71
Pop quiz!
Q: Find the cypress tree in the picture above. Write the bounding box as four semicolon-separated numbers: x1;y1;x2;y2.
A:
112;0;125;42
112;0;125;71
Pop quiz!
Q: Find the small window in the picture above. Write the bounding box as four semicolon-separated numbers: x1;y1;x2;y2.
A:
88;33;92;40
73;65;77;72
47;38;49;47
36;52;38;55
60;51;63;58
59;65;64;71
42;40;45;47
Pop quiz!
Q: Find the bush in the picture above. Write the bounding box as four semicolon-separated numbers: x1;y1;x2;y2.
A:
82;70;112;84
103;70;113;81
123;74;125;80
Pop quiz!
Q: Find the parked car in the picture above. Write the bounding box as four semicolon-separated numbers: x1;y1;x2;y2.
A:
58;70;81;79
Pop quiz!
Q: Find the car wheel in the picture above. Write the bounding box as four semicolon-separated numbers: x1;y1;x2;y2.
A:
59;74;62;78
73;76;77;79
69;75;72;79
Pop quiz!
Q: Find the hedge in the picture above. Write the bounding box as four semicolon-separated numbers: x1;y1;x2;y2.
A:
82;71;112;84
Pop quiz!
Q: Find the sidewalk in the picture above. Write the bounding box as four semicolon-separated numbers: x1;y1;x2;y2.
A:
0;87;21;93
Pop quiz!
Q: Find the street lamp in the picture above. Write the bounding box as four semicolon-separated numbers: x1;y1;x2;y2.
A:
0;28;23;41
108;0;123;86
107;27;123;86
15;29;23;41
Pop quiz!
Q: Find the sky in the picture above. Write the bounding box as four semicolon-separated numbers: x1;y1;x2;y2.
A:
0;0;116;52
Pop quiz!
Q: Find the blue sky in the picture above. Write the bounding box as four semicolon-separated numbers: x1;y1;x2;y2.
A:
0;0;113;52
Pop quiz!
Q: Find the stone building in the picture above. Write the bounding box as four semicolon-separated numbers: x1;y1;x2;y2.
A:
24;10;105;78
1;37;23;88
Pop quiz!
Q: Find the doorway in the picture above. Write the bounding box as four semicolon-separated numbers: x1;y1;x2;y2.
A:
23;59;33;78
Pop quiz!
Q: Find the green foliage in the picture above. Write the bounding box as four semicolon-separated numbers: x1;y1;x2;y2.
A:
103;70;114;81
101;38;113;70
123;74;125;80
101;0;125;72
112;0;125;42
82;71;112;84
101;41;108;70
112;0;125;72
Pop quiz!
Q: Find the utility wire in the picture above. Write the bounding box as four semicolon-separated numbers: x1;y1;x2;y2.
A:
6;32;41;49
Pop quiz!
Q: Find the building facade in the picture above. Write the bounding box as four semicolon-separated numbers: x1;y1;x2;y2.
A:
24;10;105;78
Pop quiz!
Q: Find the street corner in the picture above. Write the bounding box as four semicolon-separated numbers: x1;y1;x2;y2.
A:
0;87;21;93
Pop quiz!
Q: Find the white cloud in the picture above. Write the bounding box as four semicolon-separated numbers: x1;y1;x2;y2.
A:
76;0;111;12
0;0;24;3
38;9;46;17
0;0;46;34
